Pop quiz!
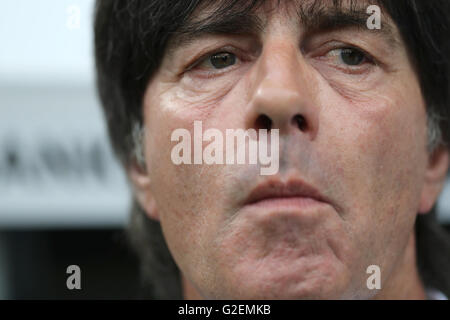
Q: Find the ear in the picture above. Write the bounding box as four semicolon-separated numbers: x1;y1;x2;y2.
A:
128;161;160;221
418;146;450;214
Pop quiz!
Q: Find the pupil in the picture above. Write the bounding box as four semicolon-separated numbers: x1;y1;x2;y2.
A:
341;49;364;66
210;53;235;69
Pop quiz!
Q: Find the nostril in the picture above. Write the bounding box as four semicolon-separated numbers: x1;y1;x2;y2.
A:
292;114;307;131
255;114;273;131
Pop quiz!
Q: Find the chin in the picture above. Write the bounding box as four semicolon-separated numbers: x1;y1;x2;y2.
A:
210;253;351;300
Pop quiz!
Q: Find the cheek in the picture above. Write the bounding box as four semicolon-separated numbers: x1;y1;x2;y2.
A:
141;83;233;272
356;86;428;189
323;78;428;200
318;77;428;262
142;74;250;200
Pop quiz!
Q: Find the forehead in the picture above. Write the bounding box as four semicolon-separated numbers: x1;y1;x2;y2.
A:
192;0;377;23
165;0;400;54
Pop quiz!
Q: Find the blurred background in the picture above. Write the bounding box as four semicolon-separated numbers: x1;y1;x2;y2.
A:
0;0;140;299
0;0;449;299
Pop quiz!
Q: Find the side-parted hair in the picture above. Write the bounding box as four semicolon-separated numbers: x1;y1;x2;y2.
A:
94;0;450;299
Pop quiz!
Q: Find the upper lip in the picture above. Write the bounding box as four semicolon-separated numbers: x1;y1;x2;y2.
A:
244;178;329;206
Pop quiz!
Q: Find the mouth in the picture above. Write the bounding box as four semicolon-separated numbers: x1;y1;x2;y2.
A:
244;178;330;210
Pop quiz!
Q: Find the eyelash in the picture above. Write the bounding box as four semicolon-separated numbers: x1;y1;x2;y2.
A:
184;45;377;78
320;46;377;74
183;48;244;79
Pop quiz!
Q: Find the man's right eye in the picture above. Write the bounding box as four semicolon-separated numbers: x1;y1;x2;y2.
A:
200;52;237;70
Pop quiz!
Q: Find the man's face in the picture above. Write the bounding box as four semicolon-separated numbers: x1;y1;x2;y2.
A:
137;0;441;299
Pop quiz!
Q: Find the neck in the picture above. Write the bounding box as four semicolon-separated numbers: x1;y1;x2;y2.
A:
373;232;426;300
182;276;204;300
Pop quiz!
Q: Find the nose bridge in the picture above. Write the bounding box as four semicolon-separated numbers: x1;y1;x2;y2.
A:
258;40;303;91
247;38;318;136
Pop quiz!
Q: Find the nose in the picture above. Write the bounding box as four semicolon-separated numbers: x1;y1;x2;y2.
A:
246;40;319;138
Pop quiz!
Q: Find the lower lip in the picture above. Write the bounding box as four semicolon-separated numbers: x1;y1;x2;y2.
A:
246;196;327;210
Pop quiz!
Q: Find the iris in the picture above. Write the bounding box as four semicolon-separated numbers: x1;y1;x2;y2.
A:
210;52;236;69
340;48;366;66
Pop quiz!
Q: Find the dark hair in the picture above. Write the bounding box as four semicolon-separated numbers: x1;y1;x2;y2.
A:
94;0;450;299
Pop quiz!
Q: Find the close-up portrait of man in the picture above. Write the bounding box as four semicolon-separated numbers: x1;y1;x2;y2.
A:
94;0;450;300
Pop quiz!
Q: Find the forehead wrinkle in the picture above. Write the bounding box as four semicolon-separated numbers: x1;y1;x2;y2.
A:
164;0;401;59
181;0;389;28
164;0;266;59
296;0;400;46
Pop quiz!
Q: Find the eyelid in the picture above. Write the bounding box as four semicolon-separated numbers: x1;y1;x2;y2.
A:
196;52;236;70
184;46;243;72
309;41;381;66
327;47;372;64
308;46;379;77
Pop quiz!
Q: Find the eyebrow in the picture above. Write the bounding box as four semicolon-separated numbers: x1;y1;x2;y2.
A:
165;11;264;56
298;5;399;46
164;1;400;56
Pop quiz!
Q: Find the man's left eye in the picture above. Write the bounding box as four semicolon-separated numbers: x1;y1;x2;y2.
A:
328;48;368;66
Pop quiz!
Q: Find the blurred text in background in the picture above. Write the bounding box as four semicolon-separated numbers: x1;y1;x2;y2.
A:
0;0;139;299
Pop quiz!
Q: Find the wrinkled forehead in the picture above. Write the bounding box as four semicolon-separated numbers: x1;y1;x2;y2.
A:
166;0;400;53
191;0;382;24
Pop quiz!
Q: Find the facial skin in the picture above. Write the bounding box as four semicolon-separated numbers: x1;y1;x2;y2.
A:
131;0;450;299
